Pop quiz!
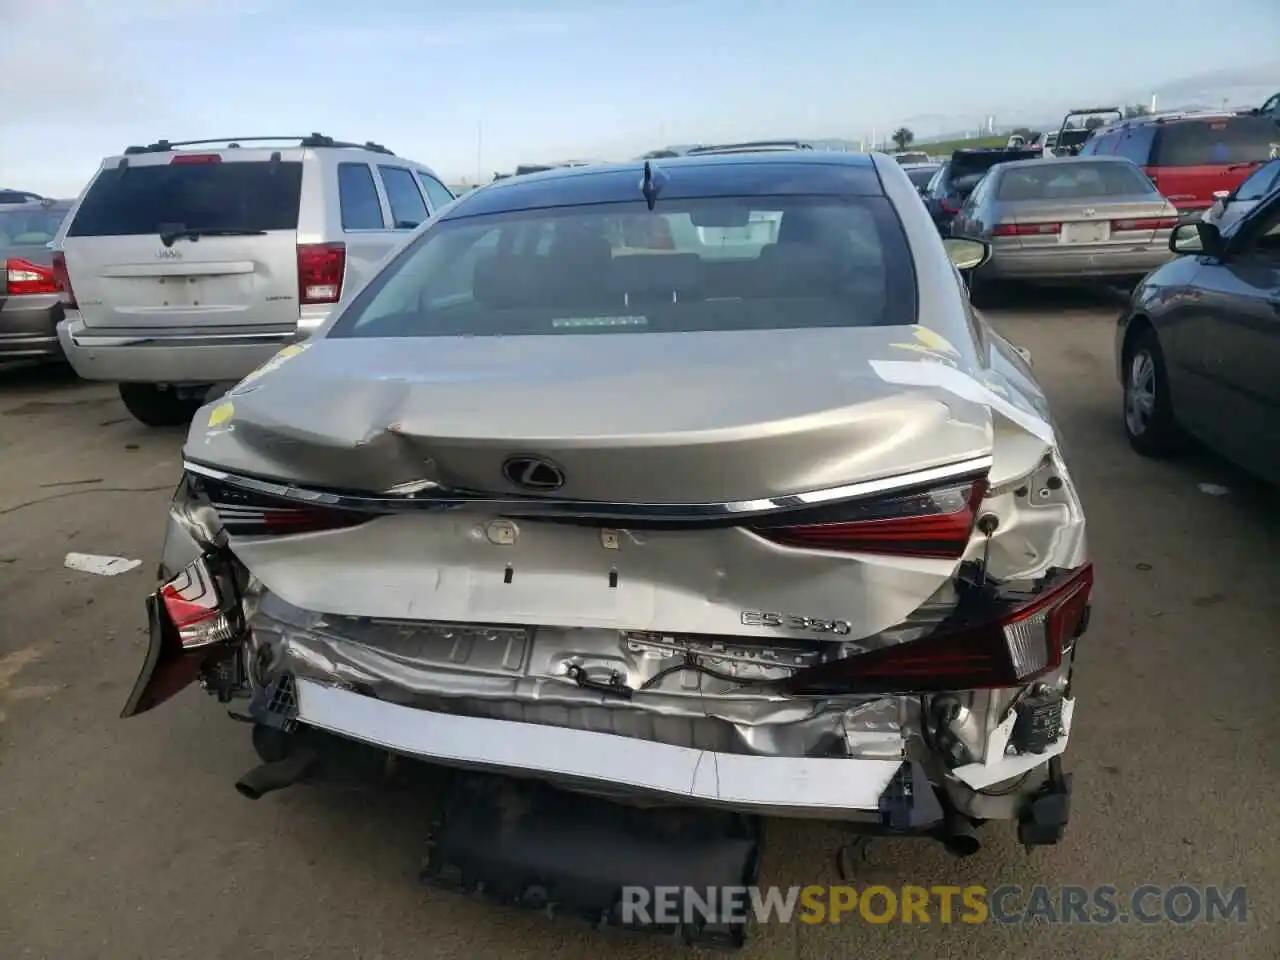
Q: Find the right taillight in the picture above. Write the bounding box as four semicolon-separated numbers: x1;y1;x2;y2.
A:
751;477;987;560
1112;217;1179;231
297;242;345;305
51;251;77;307
783;563;1094;695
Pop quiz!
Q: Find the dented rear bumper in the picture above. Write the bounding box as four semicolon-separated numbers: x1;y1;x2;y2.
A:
296;678;929;820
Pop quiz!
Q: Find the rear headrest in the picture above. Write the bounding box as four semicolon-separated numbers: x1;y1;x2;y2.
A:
610;253;701;302
753;243;841;296
777;211;824;244
547;232;613;267
473;254;535;308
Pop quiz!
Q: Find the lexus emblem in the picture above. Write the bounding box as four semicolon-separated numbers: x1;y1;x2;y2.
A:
502;455;565;492
1081;208;1096;217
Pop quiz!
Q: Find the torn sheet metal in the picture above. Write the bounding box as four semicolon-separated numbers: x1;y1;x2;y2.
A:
949;698;1075;790
869;358;1055;445
250;590;912;759
64;552;141;576
294;677;907;817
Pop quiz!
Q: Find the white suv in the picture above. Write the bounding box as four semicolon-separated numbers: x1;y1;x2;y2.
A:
53;134;457;426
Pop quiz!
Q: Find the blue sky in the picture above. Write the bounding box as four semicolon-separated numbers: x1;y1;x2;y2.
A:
4;0;1278;195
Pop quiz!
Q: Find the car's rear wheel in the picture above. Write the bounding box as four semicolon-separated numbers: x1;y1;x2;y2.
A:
1123;326;1182;456
118;383;203;427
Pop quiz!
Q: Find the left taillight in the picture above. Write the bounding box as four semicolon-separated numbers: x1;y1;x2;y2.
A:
783;563;1094;695
4;257;59;296
750;477;987;560
992;222;1062;237
121;551;248;718
159;554;244;649
199;475;376;537
51;251;77;307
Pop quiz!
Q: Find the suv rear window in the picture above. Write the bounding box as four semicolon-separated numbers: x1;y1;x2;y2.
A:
0;205;68;247
67;159;303;237
951;150;1040;179
1151;117;1280;168
329;196;916;339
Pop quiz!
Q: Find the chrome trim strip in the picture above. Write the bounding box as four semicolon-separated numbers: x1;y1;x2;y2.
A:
185;454;993;523
70;330;296;348
295;678;903;815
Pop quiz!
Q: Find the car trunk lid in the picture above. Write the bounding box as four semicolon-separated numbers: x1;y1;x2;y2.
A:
188;327;999;502
59;152;306;330
999;196;1177;247
179;328;1061;645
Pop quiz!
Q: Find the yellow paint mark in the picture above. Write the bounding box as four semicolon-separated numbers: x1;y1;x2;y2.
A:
207;402;235;428
892;325;960;357
240;342;312;385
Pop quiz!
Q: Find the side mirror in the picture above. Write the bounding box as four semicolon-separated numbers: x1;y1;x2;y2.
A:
1169;221;1221;257
943;236;991;271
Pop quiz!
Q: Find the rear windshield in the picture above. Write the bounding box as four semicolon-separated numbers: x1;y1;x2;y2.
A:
951;150;1039;178
1152;117;1280;168
0;205;68;247
996;162;1155;200
329;196;917;339
67;160;303;237
906;166;938;187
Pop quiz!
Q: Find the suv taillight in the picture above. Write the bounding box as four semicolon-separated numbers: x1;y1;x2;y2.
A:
50;252;77;308
297;242;345;305
5;258;58;296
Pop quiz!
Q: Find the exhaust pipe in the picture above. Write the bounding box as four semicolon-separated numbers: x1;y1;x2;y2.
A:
941;809;981;857
235;748;318;800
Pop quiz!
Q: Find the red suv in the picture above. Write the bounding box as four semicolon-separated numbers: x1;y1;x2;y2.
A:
1080;112;1279;219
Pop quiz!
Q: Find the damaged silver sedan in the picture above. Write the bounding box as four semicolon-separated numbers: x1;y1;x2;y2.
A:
122;151;1091;944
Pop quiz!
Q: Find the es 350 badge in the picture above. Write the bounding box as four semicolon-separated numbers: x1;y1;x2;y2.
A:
741;610;853;635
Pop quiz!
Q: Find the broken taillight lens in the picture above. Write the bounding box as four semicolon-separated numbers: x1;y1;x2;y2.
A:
750;478;987;559
159;555;243;649
121;552;247;718
783;563;1094;694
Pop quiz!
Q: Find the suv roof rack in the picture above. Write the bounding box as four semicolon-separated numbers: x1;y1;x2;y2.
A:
1092;109;1246;136
121;133;395;156
685;140;814;155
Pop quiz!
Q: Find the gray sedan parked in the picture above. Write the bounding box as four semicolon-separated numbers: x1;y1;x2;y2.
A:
950;156;1179;285
1;200;71;361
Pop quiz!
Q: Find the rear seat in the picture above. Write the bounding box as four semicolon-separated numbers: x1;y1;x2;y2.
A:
609;253;702;304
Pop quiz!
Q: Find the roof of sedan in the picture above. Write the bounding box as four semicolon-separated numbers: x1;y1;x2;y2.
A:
992;155;1139;172
443;151;886;218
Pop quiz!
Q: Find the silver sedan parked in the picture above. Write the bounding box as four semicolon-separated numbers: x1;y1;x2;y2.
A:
950;156;1179;284
119;152;1093;942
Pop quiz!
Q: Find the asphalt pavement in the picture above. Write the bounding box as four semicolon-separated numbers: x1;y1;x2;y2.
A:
1;287;1276;959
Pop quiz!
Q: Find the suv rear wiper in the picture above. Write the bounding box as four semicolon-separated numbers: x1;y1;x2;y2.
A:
158;225;267;247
